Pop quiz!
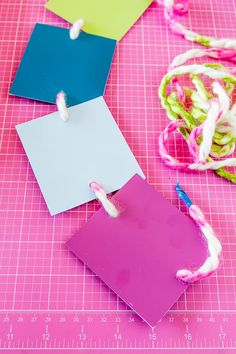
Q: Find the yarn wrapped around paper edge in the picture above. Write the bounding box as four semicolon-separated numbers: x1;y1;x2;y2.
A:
175;183;222;283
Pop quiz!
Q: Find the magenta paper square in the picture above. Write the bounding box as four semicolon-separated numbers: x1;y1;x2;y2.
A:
66;175;207;326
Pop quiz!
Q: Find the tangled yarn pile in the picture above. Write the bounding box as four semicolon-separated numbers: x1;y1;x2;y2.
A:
157;0;236;183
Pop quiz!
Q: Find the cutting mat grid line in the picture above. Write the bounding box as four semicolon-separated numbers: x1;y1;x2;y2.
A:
0;0;236;348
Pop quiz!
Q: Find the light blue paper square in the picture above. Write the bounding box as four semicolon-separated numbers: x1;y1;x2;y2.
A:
16;97;145;215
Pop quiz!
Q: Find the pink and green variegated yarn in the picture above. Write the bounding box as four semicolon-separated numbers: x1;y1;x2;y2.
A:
159;63;236;183
157;0;236;52
175;183;222;283
157;0;236;183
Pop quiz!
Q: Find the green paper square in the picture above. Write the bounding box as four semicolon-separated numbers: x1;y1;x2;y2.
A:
45;0;153;41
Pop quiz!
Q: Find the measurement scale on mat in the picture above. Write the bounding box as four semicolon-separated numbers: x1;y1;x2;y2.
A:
0;311;235;350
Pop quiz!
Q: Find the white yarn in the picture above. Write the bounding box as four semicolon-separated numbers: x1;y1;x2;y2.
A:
184;33;236;50
213;81;230;117
184;30;200;42
197;81;232;163
91;184;119;218
190;158;236;170
70;19;85;40
199;99;219;162
210;39;236;50
163;0;173;6
166;65;236;81
56;91;69;122
191;90;209;111
176;205;222;282
170;49;218;68
159;0;236;49
191;206;222;255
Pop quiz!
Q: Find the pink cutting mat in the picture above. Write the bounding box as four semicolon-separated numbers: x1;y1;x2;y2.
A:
0;0;236;351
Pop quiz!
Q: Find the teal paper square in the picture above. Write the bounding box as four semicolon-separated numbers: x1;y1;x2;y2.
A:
10;24;116;106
